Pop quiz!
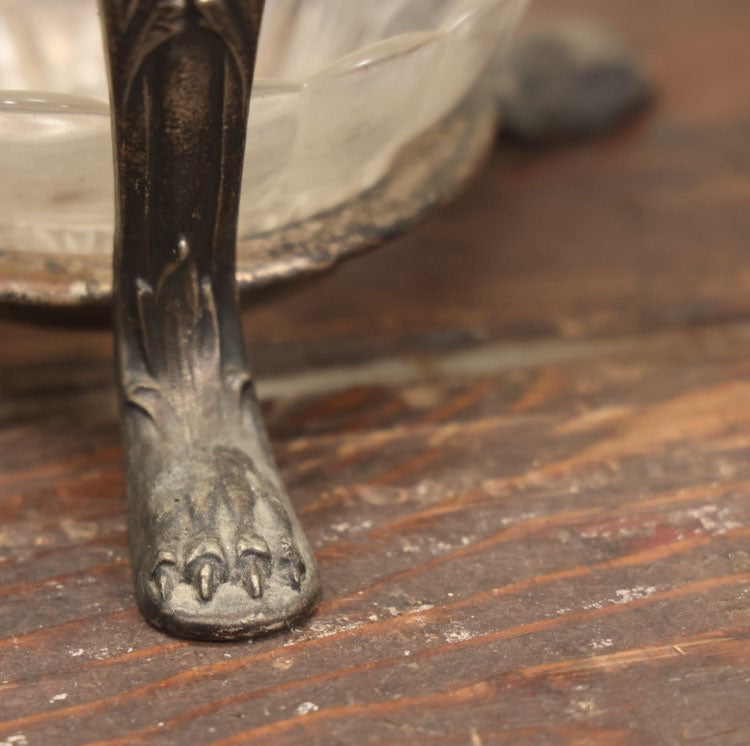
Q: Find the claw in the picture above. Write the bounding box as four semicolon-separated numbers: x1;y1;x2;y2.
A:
152;565;175;601
187;543;227;602
288;556;305;591
151;550;178;601
157;571;171;600
198;562;215;601
245;561;263;599
289;565;301;590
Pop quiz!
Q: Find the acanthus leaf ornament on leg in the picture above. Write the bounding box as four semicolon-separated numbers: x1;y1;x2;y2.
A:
98;0;320;640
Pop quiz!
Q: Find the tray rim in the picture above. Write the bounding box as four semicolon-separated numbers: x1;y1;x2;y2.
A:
0;84;498;308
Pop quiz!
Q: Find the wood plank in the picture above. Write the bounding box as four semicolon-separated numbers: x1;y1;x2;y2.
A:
2;322;750;744
2;0;750;743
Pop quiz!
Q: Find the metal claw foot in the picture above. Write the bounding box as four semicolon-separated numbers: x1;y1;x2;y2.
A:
131;441;318;640
99;0;320;640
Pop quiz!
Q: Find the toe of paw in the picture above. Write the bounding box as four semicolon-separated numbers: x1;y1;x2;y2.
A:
240;556;265;598
187;555;228;602
280;552;306;591
149;550;179;601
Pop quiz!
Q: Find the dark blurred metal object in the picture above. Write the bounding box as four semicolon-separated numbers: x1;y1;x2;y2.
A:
499;19;654;143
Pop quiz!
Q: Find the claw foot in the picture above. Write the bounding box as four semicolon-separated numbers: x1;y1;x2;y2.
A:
130;446;319;640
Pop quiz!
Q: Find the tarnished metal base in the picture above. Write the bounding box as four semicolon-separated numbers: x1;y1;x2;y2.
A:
98;0;318;640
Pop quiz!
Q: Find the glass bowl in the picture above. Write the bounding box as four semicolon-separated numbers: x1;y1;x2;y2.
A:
0;0;527;304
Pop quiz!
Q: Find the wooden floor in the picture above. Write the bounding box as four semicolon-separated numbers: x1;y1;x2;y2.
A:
2;1;750;744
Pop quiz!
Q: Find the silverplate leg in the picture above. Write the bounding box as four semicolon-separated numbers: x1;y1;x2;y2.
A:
98;0;320;640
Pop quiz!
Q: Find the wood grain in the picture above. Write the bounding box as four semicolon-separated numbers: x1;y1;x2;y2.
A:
2;320;750;744
236;0;750;377
2;0;750;743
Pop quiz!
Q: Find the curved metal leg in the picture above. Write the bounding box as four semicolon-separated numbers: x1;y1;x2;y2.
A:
99;0;319;640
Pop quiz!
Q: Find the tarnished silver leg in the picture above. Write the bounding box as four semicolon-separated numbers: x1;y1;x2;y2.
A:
99;0;319;640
